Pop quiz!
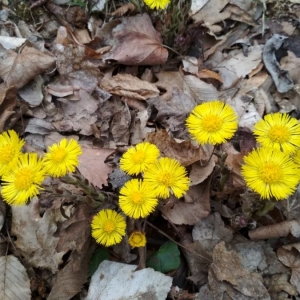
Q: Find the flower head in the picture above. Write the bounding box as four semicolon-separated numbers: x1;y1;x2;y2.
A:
186;101;238;145
143;157;190;199
43;139;82;177
120;142;160;175
144;0;170;10
253;113;300;154
1;153;46;206
128;231;146;248
119;179;158;219
91;209;126;247
0;130;24;176
241;147;298;200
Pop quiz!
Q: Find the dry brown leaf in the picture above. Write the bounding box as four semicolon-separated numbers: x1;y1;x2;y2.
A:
189;159;215;186
11;199;66;273
111;3;136;16
208;242;270;299
105;13;168;65
147;130;212;167
0;46;55;89
198;69;223;83
277;244;300;294
0;83;17;132
249;220;300;240
161;177;211;225
100;73;159;100
78;146;116;188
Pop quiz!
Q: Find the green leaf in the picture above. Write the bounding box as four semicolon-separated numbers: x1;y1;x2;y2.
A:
89;248;110;277
146;241;180;273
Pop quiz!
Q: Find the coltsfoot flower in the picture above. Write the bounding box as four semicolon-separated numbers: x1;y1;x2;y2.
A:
43;138;82;177
144;0;170;10
253;112;300;154
120;142;160;175
186;101;238;145
241;147;299;200
143;157;190;199
1;153;45;206
0;130;24;176
128;231;146;248
91;209;126;247
119;179;158;219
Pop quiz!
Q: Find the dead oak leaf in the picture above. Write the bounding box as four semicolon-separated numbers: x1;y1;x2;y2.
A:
0;46;55;89
78;146;116;188
104;13;168;65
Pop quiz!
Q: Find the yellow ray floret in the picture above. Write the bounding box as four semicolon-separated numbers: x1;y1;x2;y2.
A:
91;209;126;247
128;231;146;248
241;147;299;200
143;157;190;199
1;153;46;206
0;130;24;177
186;100;238;145
43;138;82;177
120;142;160;175
119;179;158;219
253;112;300;154
144;0;170;10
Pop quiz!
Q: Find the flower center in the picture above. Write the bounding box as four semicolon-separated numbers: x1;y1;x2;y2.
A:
0;144;15;164
268;126;290;143
259;163;282;184
132;234;142;243
131;192;143;204
158;172;174;187
14;168;34;190
132;151;145;163
52;148;67;162
104;221;115;233
201;115;223;133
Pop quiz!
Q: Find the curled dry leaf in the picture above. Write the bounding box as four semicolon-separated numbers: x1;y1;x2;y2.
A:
249;220;300;240
78;146;116;188
277;243;300;294
104;13;168;65
0;46;55;89
101;73;159;100
111;3;136;16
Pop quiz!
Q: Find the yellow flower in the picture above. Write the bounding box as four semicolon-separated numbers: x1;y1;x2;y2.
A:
1;153;45;206
119;179;158;219
241;147;298;200
144;0;170;10
128;231;146;248
293;149;300;166
43;139;82;177
120;142;160;175
91;209;126;247
0;130;24;176
143;157;190;199
253;113;300;154
186;101;238;145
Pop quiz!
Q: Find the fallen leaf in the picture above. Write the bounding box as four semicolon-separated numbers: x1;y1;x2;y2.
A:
161;177;211;225
183;75;219;103
78;146;116;188
192;213;233;252
208;242;270;299
25;118;55;135
277;243;300;294
0;256;31;300
100;73;159;100
86;260;172;300
249;220;300;240
105;13;168;65
111;3;136;16
147;129;212;167
0;46;55;89
11;198;67;273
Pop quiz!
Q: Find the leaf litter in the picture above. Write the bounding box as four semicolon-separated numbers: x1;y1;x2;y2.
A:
1;0;300;299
